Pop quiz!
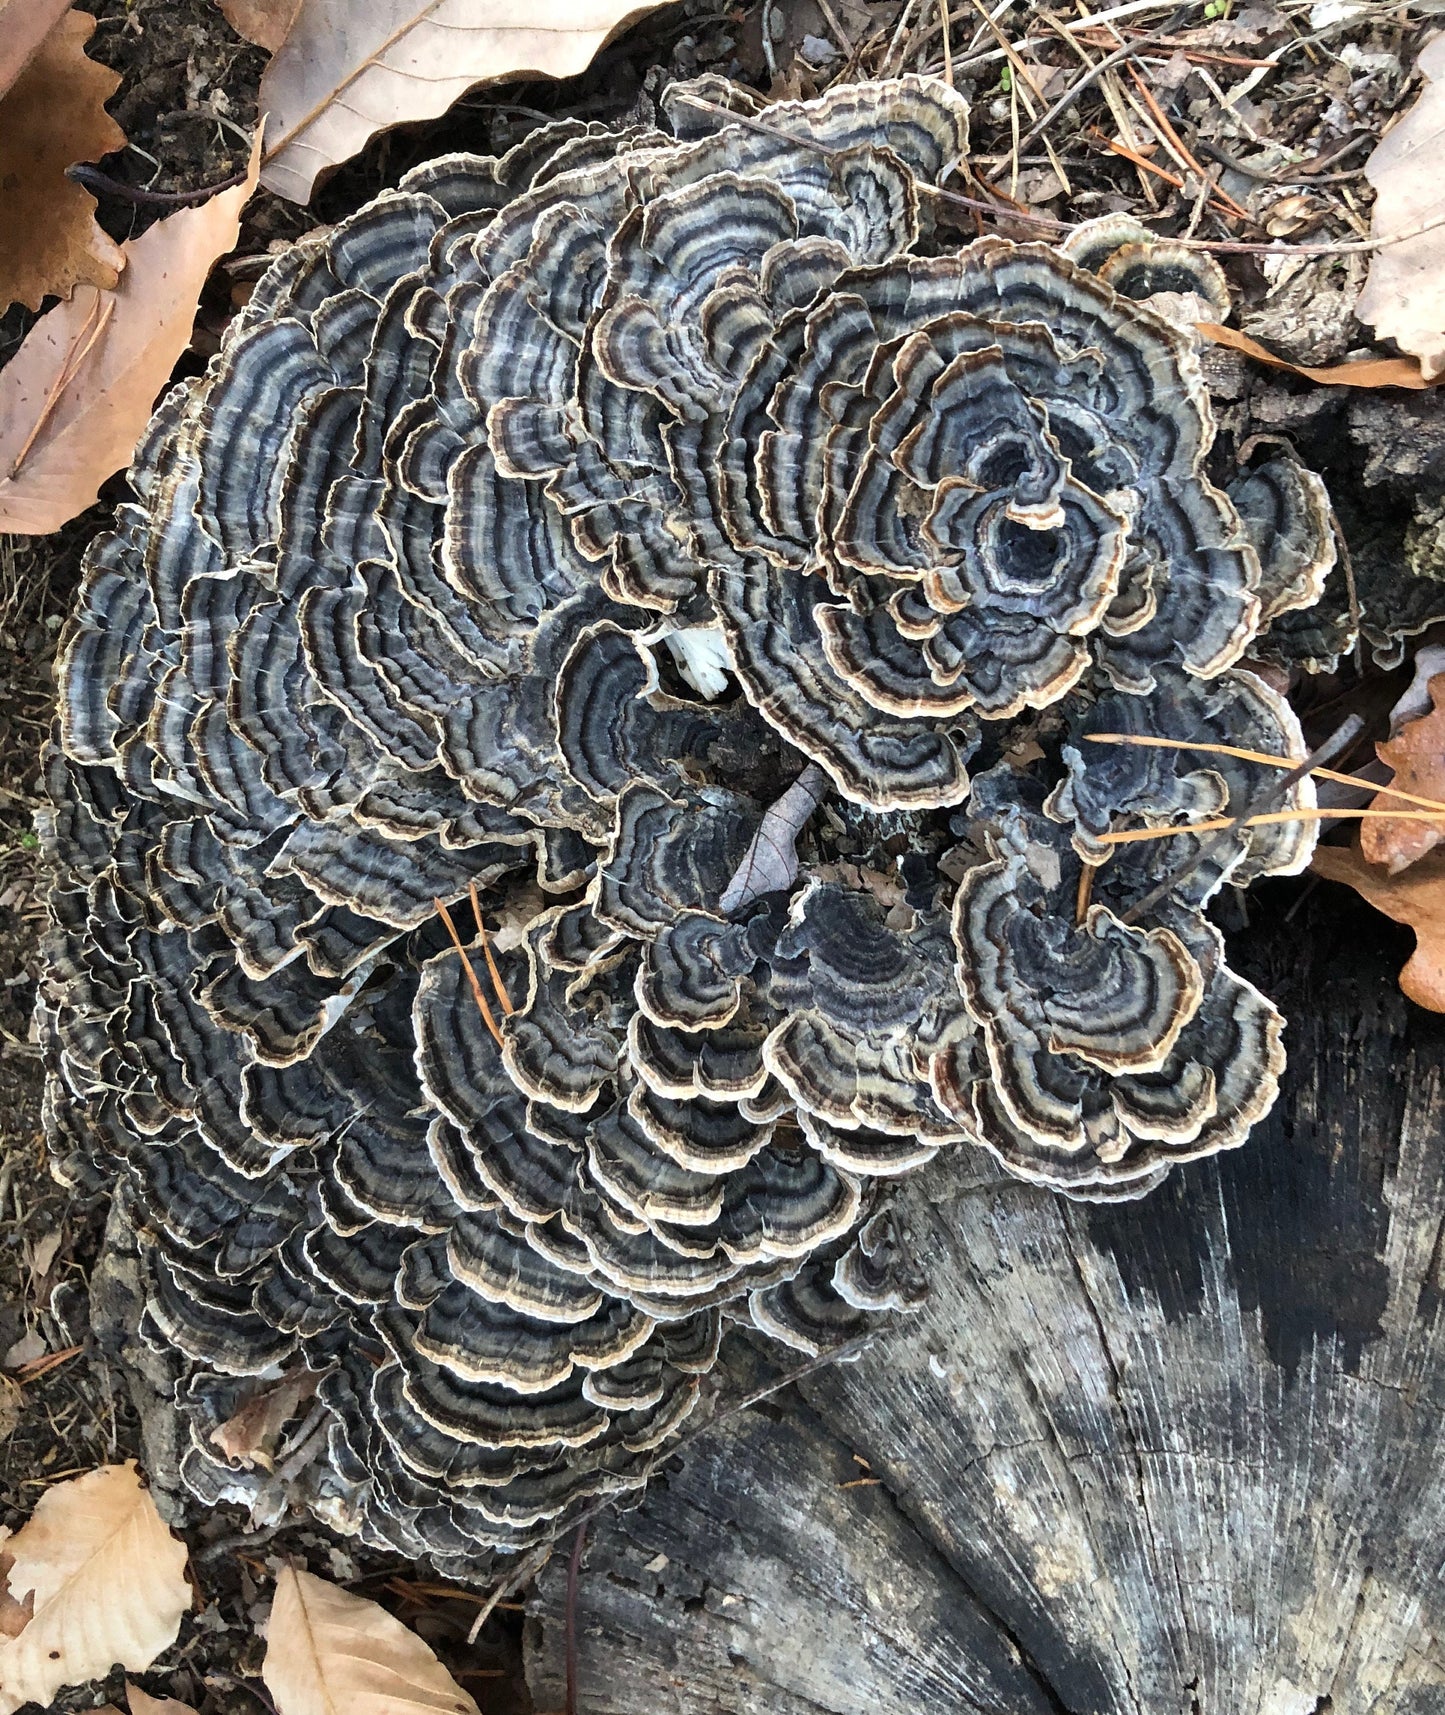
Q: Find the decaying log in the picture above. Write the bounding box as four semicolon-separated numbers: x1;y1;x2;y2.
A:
528;891;1445;1715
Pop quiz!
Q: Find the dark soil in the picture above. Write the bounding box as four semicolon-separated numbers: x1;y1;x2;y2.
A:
0;0;1441;1710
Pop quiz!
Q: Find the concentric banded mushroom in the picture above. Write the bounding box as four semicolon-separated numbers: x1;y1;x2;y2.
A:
39;75;1328;1568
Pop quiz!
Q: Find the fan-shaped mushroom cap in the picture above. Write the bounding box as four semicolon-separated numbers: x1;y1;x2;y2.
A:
40;69;1330;1563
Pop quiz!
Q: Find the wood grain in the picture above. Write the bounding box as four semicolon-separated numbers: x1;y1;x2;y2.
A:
527;888;1445;1714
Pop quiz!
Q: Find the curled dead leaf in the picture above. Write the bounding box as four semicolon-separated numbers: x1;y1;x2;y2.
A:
1356;33;1445;381
0;7;126;311
0;130;260;533
0;1461;191;1715
1312;843;1445;1012
1197;322;1433;390
262;1566;480;1715
1362;672;1445;874
258;0;679;203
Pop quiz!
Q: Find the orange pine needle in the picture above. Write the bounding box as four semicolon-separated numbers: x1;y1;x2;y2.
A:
1095;806;1445;846
1085;733;1445;818
1075;860;1099;922
434;894;503;1047
468;880;513;1016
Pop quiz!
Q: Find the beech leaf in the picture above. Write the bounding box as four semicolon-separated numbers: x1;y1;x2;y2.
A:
216;0;304;53
0;7;126;311
257;0;679;203
1356;33;1445;380
262;1566;480;1715
0;1462;192;1715
1362;671;1445;874
0;130;260;534
1312;844;1445;1013
0;0;76;97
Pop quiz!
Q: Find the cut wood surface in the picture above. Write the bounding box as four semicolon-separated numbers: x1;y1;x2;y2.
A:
526;890;1445;1714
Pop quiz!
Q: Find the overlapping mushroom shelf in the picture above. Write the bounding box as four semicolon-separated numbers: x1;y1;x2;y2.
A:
39;74;1333;1566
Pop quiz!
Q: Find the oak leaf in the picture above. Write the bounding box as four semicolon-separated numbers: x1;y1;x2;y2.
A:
0;1462;192;1715
1356;33;1445;381
0;130;259;534
0;0;76;97
0;7;126;311
262;1566;480;1715
257;0;679;203
216;0;304;53
1362;671;1445;874
1312;843;1445;1013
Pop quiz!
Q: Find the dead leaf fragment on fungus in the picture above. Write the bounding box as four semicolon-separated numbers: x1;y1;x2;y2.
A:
1312;844;1445;1013
1362;671;1445;874
0;1462;192;1715
0;130;259;534
0;7;126;311
1356;33;1445;381
263;1566;480;1715
258;0;679;203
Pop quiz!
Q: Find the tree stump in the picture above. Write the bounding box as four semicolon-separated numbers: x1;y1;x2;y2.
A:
527;885;1445;1715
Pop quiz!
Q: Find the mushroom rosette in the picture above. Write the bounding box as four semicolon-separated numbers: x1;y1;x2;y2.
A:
40;76;1330;1566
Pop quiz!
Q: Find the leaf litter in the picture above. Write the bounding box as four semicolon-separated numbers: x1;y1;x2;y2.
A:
0;7;126;313
0;129;260;533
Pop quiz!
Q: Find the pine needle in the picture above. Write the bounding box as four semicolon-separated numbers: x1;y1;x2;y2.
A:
469;880;514;1016
434;894;503;1047
1085;732;1445;818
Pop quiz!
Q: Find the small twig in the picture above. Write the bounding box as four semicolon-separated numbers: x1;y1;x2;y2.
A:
9;295;114;480
66;162;248;207
1112;715;1364;924
1012;26;1179;154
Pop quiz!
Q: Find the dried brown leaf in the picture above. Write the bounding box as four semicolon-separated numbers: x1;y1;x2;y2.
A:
1361;672;1445;873
126;1681;200;1715
1357;33;1445;381
0;1462;192;1715
0;0;76;97
0;1555;33;1643
1312;843;1445;1012
216;0;303;53
258;0;679;203
262;1566;480;1715
0;8;126;311
0;130;260;534
1197;322;1433;390
209;1368;317;1471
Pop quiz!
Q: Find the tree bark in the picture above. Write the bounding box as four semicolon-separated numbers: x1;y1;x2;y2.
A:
526;885;1445;1715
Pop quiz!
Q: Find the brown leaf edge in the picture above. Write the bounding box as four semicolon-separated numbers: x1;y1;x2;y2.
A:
1311;842;1445;1012
1198;322;1435;391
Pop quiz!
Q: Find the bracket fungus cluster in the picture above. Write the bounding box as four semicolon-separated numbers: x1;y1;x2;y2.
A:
40;76;1338;1566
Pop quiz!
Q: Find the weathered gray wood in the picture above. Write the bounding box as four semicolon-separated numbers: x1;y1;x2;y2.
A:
527;899;1445;1714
